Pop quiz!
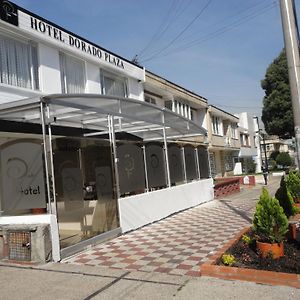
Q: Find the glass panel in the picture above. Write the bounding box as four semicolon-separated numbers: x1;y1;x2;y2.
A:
0;139;46;216
145;143;166;189
198;147;210;178
168;144;184;185
53;138;118;249
184;145;197;181
117;144;145;195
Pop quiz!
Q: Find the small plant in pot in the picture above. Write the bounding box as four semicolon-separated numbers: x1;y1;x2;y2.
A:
252;188;288;259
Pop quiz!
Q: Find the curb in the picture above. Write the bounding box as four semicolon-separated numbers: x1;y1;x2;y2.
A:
200;227;300;289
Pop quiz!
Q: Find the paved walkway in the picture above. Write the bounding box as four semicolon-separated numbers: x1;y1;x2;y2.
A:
63;176;280;277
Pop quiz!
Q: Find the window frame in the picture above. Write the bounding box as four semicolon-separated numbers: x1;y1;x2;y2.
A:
59;52;86;94
0;32;39;90
100;69;128;98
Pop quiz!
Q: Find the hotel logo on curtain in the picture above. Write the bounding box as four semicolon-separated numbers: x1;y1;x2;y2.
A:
0;141;46;211
0;0;18;26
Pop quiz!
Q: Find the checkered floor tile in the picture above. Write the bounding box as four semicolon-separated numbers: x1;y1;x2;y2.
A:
63;177;280;277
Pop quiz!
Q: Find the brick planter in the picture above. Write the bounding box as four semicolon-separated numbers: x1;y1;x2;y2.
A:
214;178;240;198
200;228;300;288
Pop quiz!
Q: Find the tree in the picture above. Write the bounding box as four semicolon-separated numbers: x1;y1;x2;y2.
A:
269;150;280;161
275;176;298;218
276;152;292;168
261;50;294;138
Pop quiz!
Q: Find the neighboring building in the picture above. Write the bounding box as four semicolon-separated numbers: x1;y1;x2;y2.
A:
207;105;240;178
0;1;213;262
263;136;296;166
144;71;211;179
235;112;261;174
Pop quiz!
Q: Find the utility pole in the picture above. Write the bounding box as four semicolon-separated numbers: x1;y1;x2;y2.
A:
280;0;300;168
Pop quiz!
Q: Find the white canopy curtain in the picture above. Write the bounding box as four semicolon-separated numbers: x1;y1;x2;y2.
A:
0;34;36;89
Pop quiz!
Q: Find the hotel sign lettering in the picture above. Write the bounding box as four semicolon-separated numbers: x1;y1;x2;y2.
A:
0;0;125;69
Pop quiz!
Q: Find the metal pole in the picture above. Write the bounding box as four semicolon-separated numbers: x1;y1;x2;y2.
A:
46;105;57;215
142;145;149;192
280;0;300;168
182;147;187;183
162;113;171;188
109;115;121;199
40;101;52;214
195;147;201;180
262;133;268;171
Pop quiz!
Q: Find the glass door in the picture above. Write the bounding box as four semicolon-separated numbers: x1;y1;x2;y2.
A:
53;138;119;249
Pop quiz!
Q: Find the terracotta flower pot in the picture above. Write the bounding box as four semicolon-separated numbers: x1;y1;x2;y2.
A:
256;241;284;259
31;208;46;214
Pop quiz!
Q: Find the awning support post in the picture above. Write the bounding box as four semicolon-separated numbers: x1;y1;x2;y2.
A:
46;104;57;215
162;113;171;188
108;115;121;200
182;146;187;183
195;147;201;180
40;101;52;214
142;145;149;192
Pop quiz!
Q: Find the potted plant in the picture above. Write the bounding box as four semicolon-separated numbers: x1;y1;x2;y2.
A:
252;188;288;259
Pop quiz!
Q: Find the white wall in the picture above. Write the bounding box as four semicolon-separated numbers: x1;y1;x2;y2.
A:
127;77;144;100
86;62;101;93
119;179;214;233
38;44;61;94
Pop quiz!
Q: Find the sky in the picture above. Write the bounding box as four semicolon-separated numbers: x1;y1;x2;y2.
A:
11;0;300;119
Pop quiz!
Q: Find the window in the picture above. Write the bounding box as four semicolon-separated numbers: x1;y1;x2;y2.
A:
60;53;85;93
231;123;238;139
190;108;197;121
145;95;156;105
0;34;39;90
172;100;193;120
101;70;127;97
240;133;250;147
212;116;221;135
164;100;172;110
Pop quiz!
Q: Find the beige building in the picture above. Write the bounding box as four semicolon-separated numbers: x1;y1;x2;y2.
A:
207;105;240;177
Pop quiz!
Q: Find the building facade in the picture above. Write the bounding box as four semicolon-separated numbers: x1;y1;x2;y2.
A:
207;105;240;177
235;112;261;174
0;1;213;261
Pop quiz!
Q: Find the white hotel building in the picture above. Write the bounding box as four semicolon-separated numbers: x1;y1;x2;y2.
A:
0;1;213;261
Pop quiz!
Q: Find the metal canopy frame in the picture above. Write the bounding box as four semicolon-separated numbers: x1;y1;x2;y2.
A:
0;94;206;141
0;94;207;215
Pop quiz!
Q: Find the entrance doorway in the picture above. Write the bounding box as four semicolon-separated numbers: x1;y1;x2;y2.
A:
53;137;119;249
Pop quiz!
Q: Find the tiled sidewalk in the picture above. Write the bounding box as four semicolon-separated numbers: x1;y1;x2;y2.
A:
63;177;280;277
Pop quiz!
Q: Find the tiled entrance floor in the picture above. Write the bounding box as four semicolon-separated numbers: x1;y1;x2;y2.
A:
63;193;258;277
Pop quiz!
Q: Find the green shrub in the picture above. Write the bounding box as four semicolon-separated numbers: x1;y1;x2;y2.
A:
286;171;300;200
275;176;299;218
222;254;235;266
270;150;280;161
242;158;256;174
276;152;292;168
252;188;288;243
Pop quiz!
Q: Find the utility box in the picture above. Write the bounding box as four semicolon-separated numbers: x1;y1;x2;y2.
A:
0;224;52;263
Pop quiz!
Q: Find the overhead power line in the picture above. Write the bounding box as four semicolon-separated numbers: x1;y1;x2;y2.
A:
139;0;213;63
140;0;277;63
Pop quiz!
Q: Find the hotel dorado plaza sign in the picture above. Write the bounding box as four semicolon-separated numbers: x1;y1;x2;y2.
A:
0;0;129;70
